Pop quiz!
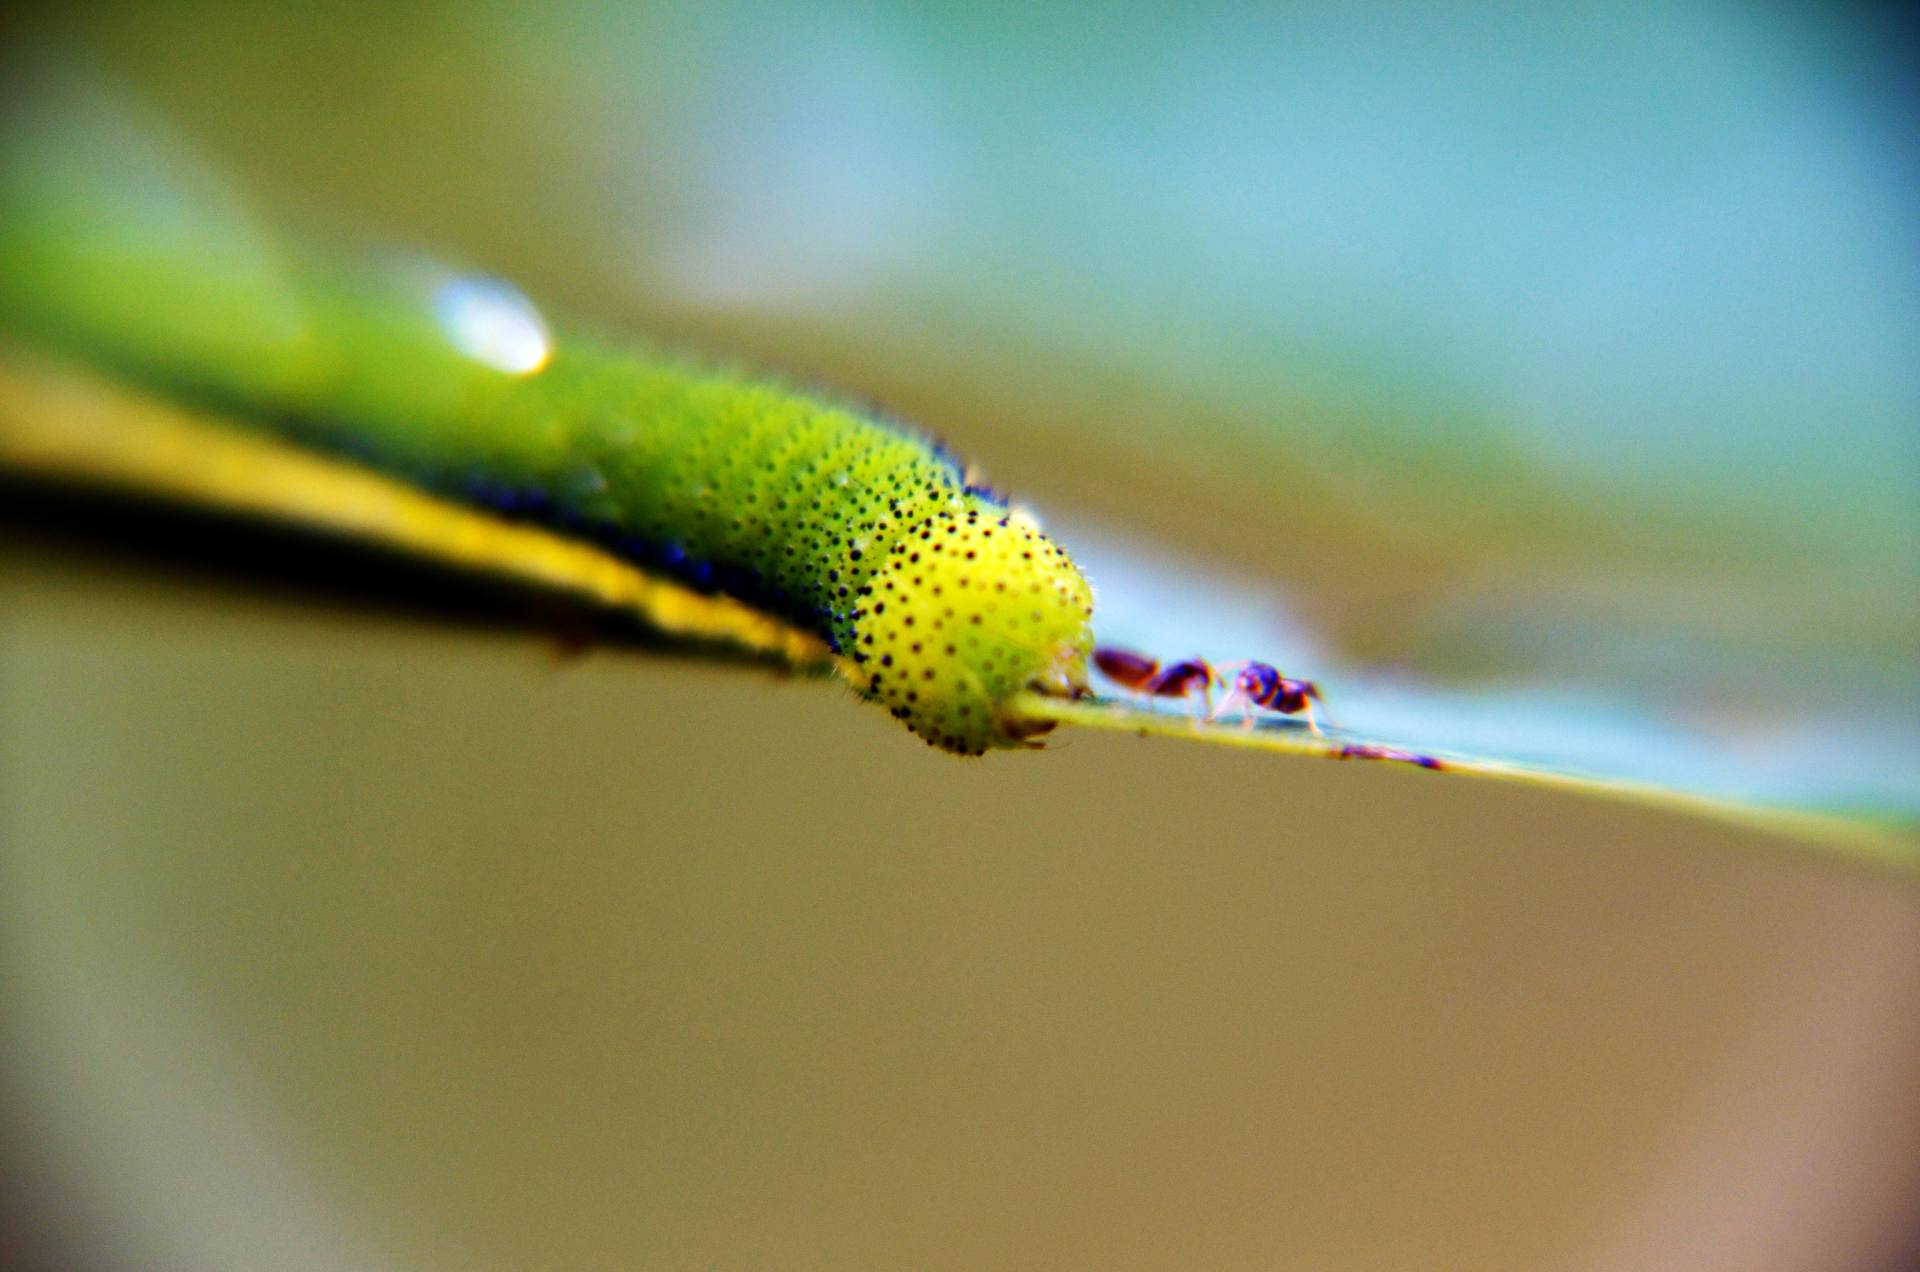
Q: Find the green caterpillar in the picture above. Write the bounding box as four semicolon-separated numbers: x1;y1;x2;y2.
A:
0;97;1094;755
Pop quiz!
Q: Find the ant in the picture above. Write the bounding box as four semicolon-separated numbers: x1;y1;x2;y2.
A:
1334;743;1441;770
1092;647;1215;718
1093;647;1325;734
1212;661;1323;735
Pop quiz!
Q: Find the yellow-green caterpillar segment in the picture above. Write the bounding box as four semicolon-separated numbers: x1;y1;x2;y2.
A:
0;103;1094;754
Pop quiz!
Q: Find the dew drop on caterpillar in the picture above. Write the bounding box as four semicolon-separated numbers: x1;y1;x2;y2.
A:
0;91;1095;755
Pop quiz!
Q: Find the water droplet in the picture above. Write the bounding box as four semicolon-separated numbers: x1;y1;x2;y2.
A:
433;275;552;374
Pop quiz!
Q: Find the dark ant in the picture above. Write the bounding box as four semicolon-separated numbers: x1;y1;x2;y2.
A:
1092;647;1215;718
1334;743;1442;770
1213;661;1323;736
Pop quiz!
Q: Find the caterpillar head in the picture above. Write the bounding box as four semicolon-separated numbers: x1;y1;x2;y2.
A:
851;500;1093;755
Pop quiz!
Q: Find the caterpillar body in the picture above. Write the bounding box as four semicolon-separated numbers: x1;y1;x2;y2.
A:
0;103;1094;755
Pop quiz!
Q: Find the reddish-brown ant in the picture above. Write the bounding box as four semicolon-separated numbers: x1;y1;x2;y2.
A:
1092;647;1215;718
1212;661;1323;735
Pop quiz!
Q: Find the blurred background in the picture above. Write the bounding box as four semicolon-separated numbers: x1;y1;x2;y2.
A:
3;2;1918;1268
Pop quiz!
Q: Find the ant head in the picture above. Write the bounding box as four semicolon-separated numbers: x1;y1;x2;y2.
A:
1238;662;1280;694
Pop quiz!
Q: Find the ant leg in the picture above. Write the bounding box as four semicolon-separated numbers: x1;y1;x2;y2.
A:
1189;670;1220;726
1210;683;1247;725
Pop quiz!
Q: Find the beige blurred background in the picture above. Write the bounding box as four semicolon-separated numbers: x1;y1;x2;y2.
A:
6;512;1920;1271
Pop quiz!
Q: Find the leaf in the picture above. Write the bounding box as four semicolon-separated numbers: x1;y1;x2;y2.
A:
6;348;1913;874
